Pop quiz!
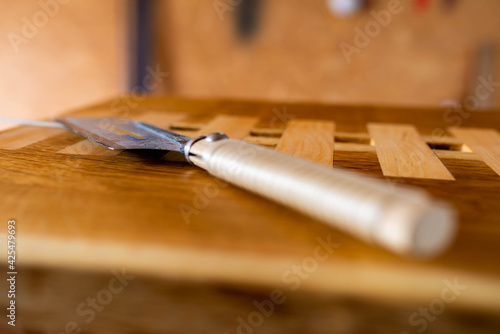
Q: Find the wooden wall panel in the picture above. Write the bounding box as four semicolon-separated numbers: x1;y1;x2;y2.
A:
0;0;130;130
153;0;500;108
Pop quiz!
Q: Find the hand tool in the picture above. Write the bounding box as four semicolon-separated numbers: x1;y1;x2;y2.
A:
5;117;459;258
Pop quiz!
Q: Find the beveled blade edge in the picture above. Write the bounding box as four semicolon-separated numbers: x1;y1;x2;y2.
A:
56;117;191;151
136;121;191;153
56;118;127;150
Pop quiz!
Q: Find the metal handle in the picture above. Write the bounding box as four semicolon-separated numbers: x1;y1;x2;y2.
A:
188;138;457;258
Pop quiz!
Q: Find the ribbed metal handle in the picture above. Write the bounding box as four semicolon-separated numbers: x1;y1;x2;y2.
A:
189;138;457;258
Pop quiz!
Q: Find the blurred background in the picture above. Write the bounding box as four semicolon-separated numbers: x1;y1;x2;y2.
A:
1;0;499;130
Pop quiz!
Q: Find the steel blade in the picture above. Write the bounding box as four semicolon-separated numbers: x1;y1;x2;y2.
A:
0;117;65;128
56;117;191;152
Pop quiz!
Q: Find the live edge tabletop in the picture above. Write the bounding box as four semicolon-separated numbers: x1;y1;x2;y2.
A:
1;96;500;333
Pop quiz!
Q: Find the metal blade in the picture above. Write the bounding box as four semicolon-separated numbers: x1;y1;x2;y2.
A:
0;117;65;128
56;117;191;152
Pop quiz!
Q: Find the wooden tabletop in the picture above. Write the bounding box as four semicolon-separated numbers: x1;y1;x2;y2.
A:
1;96;500;316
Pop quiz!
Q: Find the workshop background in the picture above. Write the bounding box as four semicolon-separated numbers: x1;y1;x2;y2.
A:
1;0;499;125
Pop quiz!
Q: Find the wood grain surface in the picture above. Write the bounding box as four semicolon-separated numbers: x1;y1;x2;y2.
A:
194;115;259;139
0;126;66;150
275;119;335;165
368;123;455;180
448;127;500;176
1;96;500;333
